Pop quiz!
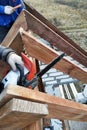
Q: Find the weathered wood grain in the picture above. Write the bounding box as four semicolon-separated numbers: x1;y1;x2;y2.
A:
0;98;48;130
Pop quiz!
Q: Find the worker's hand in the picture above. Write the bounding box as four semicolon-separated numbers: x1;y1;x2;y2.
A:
7;53;24;71
4;6;14;14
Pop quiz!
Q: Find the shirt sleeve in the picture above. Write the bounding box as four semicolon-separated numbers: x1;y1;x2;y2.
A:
18;0;25;12
0;46;14;61
0;5;5;14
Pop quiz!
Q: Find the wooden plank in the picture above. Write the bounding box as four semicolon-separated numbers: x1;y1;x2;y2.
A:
20;30;87;83
0;98;48;130
23;10;87;67
24;2;87;57
1;85;87;121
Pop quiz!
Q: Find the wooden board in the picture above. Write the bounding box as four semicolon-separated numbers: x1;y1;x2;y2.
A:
23;10;87;67
20;30;87;83
0;98;48;130
1;85;87;122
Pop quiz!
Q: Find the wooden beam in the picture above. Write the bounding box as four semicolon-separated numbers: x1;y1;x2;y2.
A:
20;30;87;83
23;10;87;67
1;85;87;122
0;98;48;129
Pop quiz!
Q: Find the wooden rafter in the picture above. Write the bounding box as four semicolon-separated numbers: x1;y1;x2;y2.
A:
20;29;87;83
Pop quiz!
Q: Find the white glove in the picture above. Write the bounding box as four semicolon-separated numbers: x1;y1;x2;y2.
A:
4;6;14;14
7;53;24;71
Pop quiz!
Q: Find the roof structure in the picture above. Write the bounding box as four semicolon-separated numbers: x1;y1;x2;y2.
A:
0;2;87;130
1;9;87;83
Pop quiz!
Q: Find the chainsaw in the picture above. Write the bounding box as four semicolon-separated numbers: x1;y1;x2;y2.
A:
0;53;35;93
0;52;65;93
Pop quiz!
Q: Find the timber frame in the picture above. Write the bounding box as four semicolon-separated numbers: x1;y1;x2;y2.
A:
0;2;87;130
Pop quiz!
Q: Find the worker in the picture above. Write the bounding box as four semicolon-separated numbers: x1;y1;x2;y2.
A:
0;0;24;43
0;46;23;71
75;84;87;104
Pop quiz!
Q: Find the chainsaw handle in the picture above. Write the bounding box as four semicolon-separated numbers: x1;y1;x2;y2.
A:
15;63;24;86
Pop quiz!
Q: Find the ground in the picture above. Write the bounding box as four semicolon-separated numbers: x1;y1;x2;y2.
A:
24;0;87;52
